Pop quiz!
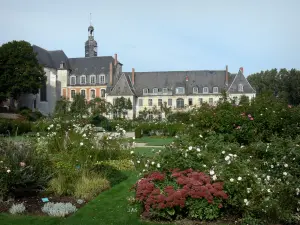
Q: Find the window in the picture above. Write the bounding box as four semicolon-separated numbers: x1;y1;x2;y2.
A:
209;98;213;105
153;88;158;94
90;75;96;84
163;88;168;94
81;89;86;98
143;88;149;95
158;99;162;106
188;98;193;106
176;87;185;94
71;90;76;98
213;87;218;93
101;89;106;98
148;99;152;106
193;87;198;94
203;87;209;94
100;75;105;84
168;99;172;106
70;76;76;85
139;99;143;106
176;98;184;108
238;84;244;92
40;80;47;102
80;75;86;84
90;89;95;99
148;112;153;121
199;98;203;105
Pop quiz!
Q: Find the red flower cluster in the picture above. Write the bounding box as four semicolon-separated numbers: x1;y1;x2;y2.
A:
133;169;228;214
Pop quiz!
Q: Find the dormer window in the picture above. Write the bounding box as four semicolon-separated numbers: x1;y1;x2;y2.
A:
99;74;105;84
153;88;158;94
213;87;218;93
143;88;149;95
163;88;168;94
90;75;96;84
70;75;76;85
60;61;65;69
176;87;185;94
203;87;209;94
80;75;86;84
238;84;244;92
193;87;198;94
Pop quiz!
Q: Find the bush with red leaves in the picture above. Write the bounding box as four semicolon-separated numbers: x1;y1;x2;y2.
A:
131;168;228;221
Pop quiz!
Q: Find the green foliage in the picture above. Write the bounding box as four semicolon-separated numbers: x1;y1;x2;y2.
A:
186;198;220;220
19;107;44;121
92;164;128;186
0;40;46;103
112;97;133;118
95;159;135;171
69;93;88;117
74;173;110;200
89;97;111;116
0;139;52;199
54;97;70;116
0;118;32;135
135;122;184;137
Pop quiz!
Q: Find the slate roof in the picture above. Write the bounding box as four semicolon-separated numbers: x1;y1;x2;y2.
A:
68;56;114;75
110;73;136;96
32;45;69;69
227;70;256;93
124;70;228;97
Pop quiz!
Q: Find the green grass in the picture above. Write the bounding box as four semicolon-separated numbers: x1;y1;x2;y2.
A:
134;147;164;157
135;137;174;146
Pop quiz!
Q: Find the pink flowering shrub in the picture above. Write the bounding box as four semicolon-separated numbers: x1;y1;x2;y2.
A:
132;169;228;221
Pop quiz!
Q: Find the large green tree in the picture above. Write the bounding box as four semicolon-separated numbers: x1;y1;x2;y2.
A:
0;40;45;106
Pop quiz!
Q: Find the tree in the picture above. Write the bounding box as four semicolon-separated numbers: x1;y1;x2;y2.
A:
89;97;110;116
54;97;70;116
70;94;88;117
112;97;133;118
0;40;46;107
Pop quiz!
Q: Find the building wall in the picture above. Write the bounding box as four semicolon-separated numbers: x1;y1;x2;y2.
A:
106;95;135;119
19;67;58;115
62;86;107;101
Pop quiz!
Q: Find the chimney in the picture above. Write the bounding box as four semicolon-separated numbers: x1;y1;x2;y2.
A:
109;62;113;86
225;65;228;86
114;53;118;66
240;67;244;74
131;68;135;85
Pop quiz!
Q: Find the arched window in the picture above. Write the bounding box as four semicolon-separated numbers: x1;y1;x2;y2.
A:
90;89;96;99
70;75;76;85
213;87;219;93
176;98;184;108
153;88;158;94
238;84;244;92
143;88;149;95
101;89;106;98
80;75;86;84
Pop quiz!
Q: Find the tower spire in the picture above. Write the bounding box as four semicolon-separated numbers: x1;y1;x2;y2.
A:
90;13;92;26
85;13;97;57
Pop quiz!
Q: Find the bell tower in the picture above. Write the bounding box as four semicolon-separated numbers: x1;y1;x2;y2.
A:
85;13;98;57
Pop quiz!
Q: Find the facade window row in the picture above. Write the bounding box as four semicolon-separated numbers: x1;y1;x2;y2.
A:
143;86;223;95
70;75;106;85
70;89;106;99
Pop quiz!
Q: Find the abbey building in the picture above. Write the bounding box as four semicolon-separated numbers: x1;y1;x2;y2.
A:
20;23;256;119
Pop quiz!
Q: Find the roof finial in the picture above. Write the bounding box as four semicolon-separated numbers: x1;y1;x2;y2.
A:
90;13;92;26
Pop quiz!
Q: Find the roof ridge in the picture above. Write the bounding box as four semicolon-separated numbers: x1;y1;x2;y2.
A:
69;56;114;59
124;70;226;73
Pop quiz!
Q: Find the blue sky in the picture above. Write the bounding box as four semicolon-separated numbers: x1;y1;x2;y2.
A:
0;0;299;75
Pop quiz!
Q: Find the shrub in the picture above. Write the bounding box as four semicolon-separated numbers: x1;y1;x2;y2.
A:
92;164;128;187
0;119;32;135
95;159;134;171
9;203;26;214
41;202;77;217
74;174;110;200
132;169;228;221
0;139;52;200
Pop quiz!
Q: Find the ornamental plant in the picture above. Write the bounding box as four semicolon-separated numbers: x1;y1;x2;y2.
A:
132;169;228;221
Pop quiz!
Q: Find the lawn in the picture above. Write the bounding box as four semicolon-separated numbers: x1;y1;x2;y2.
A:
134;147;164;157
135;136;174;146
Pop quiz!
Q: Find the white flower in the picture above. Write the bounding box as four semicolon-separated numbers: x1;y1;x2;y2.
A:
196;148;201;152
222;151;225;154
233;154;237;158
184;153;188;157
230;178;234;182
244;199;249;205
203;164;207;168
151;161;155;165
284;163;288;168
240;145;245;148
132;137;135;140
296;188;300;195
283;172;288;176
270;165;274;168
82;133;86;137
225;156;230;161
237;177;242;181
80;142;83;146
267;189;271;193
137;160;140;164
199;134;203;138
212;175;217;181
209;170;215;175
145;164;148;168
247;188;251;193
130;151;134;154
7;169;11;173
188;146;192;150
266;175;270;181
157;163;160;168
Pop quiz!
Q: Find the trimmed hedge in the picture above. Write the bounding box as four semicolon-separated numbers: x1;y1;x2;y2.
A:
134;122;184;137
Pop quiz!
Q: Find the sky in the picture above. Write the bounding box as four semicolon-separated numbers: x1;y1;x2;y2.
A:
0;0;299;75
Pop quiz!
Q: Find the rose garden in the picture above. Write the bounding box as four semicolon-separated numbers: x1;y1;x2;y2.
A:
1;93;300;225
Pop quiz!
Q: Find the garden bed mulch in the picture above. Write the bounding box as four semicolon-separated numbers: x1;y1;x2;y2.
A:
0;195;87;216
